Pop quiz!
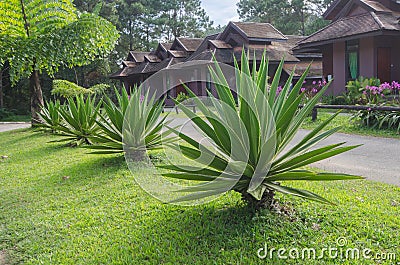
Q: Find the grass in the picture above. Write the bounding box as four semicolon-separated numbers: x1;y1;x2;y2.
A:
302;112;400;138
0;129;399;264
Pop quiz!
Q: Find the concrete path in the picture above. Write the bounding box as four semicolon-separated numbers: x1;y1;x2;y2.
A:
291;130;400;186
168;117;400;186
0;122;31;133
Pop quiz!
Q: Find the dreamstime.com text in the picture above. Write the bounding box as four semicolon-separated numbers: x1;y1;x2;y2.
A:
257;237;397;262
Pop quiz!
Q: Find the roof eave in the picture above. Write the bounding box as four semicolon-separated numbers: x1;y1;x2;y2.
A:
297;30;390;49
248;37;287;42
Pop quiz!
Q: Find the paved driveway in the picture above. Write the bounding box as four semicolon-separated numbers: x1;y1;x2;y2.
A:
0;123;31;133
291;130;400;186
168;117;400;186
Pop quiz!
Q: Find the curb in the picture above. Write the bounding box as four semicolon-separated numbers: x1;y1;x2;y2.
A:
0;122;31;125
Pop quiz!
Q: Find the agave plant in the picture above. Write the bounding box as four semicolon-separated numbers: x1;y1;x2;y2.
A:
86;88;130;154
161;51;363;208
98;88;174;159
56;95;101;146
35;100;64;133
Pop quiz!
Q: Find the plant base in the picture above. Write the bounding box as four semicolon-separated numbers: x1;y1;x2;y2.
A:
127;150;146;162
241;189;276;210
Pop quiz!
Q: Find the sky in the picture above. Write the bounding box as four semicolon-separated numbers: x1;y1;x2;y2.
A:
200;0;240;27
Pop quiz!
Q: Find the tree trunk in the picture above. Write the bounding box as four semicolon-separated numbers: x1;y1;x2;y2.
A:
30;70;44;125
240;189;276;210
0;69;3;109
126;150;146;162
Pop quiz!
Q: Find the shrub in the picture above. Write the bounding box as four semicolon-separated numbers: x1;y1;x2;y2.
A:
350;80;400;132
345;77;380;104
51;79;109;99
162;51;363;209
175;92;192;104
301;80;327;101
0;108;14;120
354;108;400;133
321;95;348;105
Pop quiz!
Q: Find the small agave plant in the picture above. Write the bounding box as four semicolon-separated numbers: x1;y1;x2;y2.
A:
161;51;363;209
119;88;174;161
87;88;131;154
89;87;173;157
55;95;102;146
36;100;64;133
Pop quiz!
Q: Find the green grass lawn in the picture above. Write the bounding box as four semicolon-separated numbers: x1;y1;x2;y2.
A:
0;129;399;264
302;112;400;139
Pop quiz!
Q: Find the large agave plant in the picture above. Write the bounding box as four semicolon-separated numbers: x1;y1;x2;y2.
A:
56;95;101;146
161;51;363;208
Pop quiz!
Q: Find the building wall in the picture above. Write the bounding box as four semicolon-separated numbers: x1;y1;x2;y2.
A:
359;37;375;78
332;41;346;95
392;37;400;81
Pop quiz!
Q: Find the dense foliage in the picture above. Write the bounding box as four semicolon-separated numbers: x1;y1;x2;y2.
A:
52;79;109;98
0;0;119;123
75;0;215;53
345;76;381;105
162;52;363;208
237;0;334;35
345;77;400;133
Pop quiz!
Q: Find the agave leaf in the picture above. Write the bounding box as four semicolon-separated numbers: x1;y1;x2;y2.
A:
266;171;363;181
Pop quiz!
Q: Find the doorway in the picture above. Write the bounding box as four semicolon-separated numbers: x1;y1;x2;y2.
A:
377;47;391;82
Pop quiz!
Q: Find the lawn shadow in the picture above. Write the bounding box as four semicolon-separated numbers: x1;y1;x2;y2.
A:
132;199;296;263
41;154;127;187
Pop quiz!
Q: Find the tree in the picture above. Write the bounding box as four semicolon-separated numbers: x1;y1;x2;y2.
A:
237;0;334;35
158;0;214;41
0;0;119;124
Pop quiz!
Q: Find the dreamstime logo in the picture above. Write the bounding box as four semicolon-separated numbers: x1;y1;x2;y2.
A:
122;60;276;206
256;237;397;261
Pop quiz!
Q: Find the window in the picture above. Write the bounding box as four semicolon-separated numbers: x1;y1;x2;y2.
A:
206;72;212;94
346;40;359;80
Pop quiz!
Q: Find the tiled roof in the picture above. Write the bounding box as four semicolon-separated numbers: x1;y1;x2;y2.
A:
168;50;187;58
283;61;323;77
234;46;299;63
146;58;186;73
185;34;219;61
160;42;172;51
144;54;161;63
109;68;126;78
298;12;400;47
324;0;396;20
177;38;203;52
186;49;234;63
209;40;232;49
232;22;287;41
122;61;136;67
128;51;149;63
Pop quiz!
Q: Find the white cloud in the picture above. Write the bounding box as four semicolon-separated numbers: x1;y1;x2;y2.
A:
201;0;240;26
